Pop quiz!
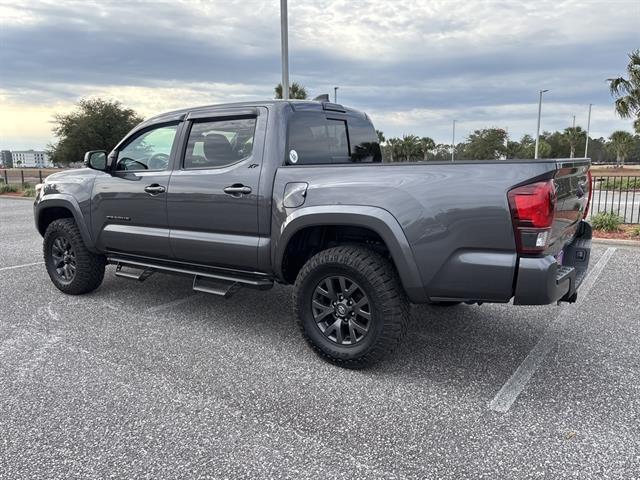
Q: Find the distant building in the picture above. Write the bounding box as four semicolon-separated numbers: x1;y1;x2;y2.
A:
0;150;12;168
10;150;52;168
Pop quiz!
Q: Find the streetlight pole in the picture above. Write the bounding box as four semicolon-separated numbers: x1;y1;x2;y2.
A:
584;103;592;158
280;0;290;100
451;120;456;162
534;89;549;159
570;115;577;159
504;126;509;160
334;86;339;103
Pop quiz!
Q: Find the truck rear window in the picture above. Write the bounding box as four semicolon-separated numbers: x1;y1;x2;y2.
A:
287;112;381;165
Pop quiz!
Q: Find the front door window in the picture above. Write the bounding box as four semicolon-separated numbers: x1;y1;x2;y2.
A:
116;125;178;171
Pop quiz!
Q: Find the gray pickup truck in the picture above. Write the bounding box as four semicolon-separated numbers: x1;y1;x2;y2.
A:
34;99;592;367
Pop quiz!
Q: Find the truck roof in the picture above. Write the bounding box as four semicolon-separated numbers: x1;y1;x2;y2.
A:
140;100;365;128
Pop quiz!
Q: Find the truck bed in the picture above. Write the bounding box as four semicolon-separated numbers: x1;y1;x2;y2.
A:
273;158;590;303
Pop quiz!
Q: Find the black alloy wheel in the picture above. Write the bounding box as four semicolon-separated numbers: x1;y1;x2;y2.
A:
50;235;77;283
312;275;372;345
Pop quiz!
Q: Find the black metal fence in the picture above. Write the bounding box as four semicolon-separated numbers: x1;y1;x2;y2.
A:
2;168;639;224
0;168;60;187
588;175;640;224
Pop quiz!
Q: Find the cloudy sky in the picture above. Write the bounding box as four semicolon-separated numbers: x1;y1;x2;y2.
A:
0;0;638;150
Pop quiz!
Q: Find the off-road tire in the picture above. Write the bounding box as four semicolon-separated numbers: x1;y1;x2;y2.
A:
293;246;409;368
43;218;105;295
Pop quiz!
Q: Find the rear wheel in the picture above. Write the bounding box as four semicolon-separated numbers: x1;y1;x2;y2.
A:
43;218;105;294
293;246;409;368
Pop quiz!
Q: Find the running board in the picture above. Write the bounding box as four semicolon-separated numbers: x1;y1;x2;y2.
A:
115;263;155;281
108;256;273;297
192;276;242;298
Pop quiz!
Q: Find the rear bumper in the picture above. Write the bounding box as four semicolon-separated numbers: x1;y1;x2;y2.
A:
513;221;592;305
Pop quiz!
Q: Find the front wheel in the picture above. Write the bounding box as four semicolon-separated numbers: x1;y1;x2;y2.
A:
293;246;409;368
43;218;106;295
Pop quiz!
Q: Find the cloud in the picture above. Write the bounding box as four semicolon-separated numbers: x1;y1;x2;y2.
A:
0;0;637;149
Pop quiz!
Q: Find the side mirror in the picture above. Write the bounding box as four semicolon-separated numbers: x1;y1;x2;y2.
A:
84;150;107;171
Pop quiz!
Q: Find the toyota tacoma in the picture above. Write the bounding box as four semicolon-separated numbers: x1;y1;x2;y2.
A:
34;99;592;367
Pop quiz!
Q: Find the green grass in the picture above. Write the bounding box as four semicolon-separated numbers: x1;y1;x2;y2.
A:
598;177;640;191
591;212;623;232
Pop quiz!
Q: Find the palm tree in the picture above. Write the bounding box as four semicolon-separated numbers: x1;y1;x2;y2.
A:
563;126;584;158
608;49;640;133
418;137;435;161
400;135;419;162
376;130;385;144
274;82;308;100
608;130;634;167
386;138;400;162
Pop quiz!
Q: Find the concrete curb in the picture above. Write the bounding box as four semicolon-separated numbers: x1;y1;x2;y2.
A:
592;237;640;247
0;195;34;201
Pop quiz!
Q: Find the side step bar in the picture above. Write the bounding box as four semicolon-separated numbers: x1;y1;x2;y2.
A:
115;263;155;281
192;276;242;298
108;256;273;298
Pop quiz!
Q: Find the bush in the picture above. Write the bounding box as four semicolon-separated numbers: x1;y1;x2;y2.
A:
22;187;36;197
630;225;640;237
591;212;623;232
598;177;640;191
0;183;19;193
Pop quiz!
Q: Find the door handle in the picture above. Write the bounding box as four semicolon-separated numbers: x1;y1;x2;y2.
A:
223;184;252;196
144;184;166;195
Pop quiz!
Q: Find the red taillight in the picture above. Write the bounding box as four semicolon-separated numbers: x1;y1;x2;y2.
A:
583;170;592;218
508;181;556;228
508;180;556;254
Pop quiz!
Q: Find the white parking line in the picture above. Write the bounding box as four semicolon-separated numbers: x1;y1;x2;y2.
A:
0;261;44;272
488;247;617;413
145;294;201;313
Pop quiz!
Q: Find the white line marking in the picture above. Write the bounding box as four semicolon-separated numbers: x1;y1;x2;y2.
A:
145;294;201;313
0;261;44;271
488;247;617;413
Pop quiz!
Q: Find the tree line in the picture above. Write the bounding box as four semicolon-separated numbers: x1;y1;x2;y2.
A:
376;127;640;165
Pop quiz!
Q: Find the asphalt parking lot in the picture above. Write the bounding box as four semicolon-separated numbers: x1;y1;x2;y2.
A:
1;197;639;479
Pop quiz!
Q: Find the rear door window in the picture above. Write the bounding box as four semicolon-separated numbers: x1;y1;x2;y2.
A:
184;117;256;169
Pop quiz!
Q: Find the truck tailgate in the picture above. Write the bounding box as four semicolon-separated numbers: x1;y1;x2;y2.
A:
549;159;591;254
